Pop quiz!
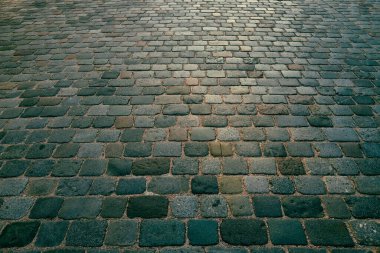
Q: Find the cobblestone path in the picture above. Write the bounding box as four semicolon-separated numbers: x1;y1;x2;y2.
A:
0;0;379;251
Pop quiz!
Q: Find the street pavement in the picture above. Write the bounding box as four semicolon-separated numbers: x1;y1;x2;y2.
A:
0;0;379;251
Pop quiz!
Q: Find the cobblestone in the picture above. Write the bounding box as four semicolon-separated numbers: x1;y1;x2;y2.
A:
0;0;379;250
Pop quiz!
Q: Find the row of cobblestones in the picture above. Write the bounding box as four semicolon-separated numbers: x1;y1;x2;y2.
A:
0;0;379;251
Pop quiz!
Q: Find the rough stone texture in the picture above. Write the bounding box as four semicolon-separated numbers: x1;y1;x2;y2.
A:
0;0;378;250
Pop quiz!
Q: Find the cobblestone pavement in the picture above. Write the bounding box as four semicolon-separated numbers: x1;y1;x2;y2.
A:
0;0;379;251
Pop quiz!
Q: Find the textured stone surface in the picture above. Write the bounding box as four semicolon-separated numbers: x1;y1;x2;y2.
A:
0;0;378;250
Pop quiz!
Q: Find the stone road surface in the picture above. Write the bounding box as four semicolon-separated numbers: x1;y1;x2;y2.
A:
0;0;379;252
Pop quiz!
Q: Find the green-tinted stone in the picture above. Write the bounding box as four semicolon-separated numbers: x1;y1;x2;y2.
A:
253;196;282;217
220;176;242;194
128;196;168;218
116;178;146;195
305;220;354;246
66;220;107;247
132;158;170;175
35;221;69;247
53;143;79;158
27;179;56;196
277;158;305;175
227;196;253;217
221;219;267;245
101;198;127;218
107;159;132;176
26;144;55;159
268;219;307;245
188;220;218;246
80;160;107;176
0;160;30;177
139;220;185;247
58;198;101;219
51;160;82;177
29;197;63;219
105;220;137;246
345;197;380;218
192;176;219;194
148;176;189;194
0;221;40;247
282;196;323;218
184;142;209;157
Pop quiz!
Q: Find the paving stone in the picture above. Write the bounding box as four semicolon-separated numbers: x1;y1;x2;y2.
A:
268;219;307;245
220;176;242;194
227;196;253;216
59;198;102;219
349;220;380;246
89;178;116;195
172;158;199;175
277;158;305;175
220;219;267;245
0;197;34;219
295;176;326;195
188;219;218;246
249;158;277;174
80;160;107;176
270;177;295;194
282;196;323;218
305;158;334;175
251;247;285;253
191;128;216;141
128;196;168;218
105;220;137;246
0;221;40;247
124;143;152;157
0;178;28;196
356;159;380;175
286;143;314;157
209;142;233;157
324;128;359;142
305;220;354;246
27;179;56;196
200;195;228;218
51;160;82;177
253;196;282;217
25;144;55;159
184;142;209;157
56;178;92;196
346;197;380;218
0;160;30;178
235;142;261;157
263;143;287;157
107;159;132;176
132;158;170;175
245;176;269;193
121;129;144;142
322;197;351;219
153;142;181;157
53;143;79;158
100;198;127;218
223;158;248;174
200;159;220;175
325;176;355;194
139;220;185;247
331;158;360;175
66;220;107;247
355;176;380;194
218;128;240;141
149;176;189;194
192;175;219;194
116;178;146;195
29;197;63;219
171;196;198;218
35;221;69;247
